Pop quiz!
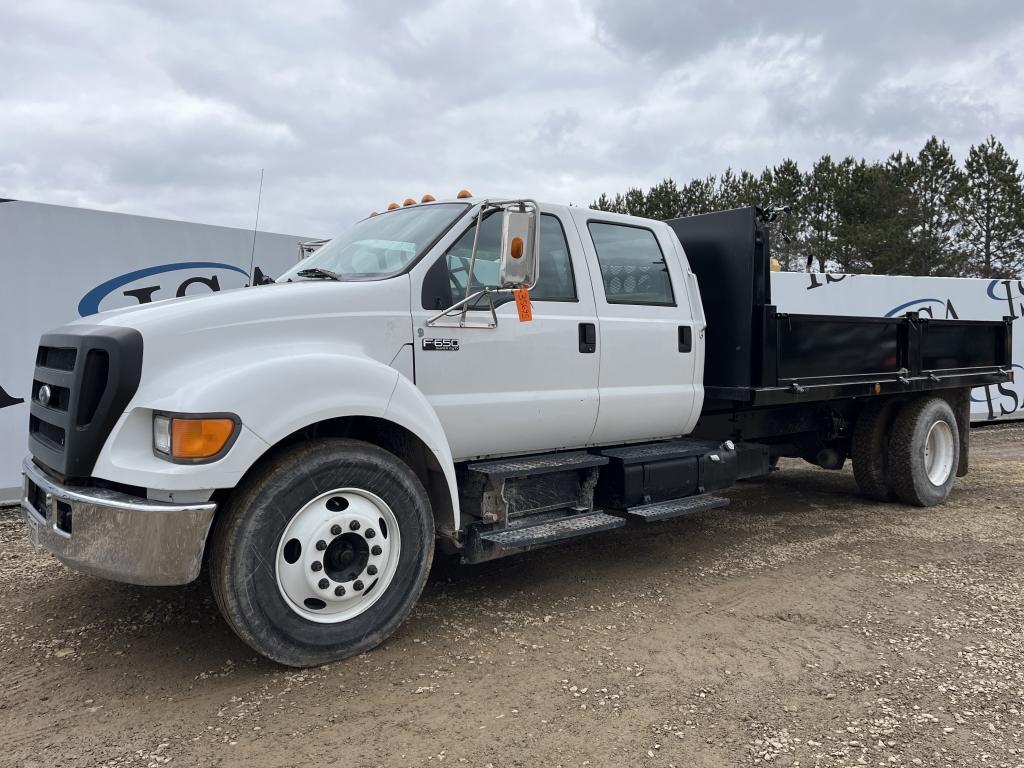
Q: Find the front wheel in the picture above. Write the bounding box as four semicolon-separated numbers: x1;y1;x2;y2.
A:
885;397;960;507
209;438;434;667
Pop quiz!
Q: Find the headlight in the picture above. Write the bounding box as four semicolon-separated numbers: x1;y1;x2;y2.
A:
153;412;239;462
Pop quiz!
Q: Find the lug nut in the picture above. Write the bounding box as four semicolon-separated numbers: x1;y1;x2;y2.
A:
311;561;323;572
334;585;346;597
365;528;375;539
349;520;360;531
371;545;382;556
366;564;378;576
316;539;327;551
318;578;329;589
353;580;364;591
330;524;342;535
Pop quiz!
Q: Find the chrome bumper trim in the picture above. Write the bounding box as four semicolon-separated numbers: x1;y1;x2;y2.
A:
21;456;217;586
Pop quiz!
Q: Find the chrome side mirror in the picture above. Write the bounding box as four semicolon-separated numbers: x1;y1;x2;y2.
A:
498;203;539;289
426;199;541;329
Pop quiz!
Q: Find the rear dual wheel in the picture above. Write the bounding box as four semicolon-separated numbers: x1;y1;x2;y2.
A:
852;396;960;507
210;438;434;667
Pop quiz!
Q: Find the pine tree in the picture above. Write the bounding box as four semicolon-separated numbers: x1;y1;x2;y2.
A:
644;178;684;220
622;187;647;217
804;156;843;272
908;137;965;276
766;159;804;271
959;136;1024;278
678;176;718;216
836;158;916;274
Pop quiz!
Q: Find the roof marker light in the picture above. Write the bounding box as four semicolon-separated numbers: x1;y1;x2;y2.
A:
403;198;416;206
456;189;472;199
421;194;436;203
369;211;379;217
387;202;400;210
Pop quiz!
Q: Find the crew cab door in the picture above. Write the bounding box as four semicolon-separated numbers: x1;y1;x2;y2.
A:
569;210;702;444
411;207;600;460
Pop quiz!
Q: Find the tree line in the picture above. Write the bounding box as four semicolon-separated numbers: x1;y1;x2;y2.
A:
591;136;1024;278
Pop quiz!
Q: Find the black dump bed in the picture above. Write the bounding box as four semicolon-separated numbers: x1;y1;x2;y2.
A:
667;207;1013;408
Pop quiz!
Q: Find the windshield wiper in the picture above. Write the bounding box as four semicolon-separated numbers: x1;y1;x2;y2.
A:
296;267;343;281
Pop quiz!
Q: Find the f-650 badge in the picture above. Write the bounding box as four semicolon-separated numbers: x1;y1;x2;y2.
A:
422;338;460;351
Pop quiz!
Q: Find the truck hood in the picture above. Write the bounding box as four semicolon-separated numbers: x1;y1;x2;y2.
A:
73;277;414;369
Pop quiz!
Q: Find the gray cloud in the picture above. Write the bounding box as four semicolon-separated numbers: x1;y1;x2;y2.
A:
1;1;1022;237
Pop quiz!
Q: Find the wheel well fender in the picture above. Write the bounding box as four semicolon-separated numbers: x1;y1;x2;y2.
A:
147;351;460;532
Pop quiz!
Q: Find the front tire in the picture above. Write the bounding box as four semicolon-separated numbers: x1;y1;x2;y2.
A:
209;438;434;667
885;397;960;507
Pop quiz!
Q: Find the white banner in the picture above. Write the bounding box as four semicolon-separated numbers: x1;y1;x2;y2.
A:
0;200;308;500
772;271;1022;423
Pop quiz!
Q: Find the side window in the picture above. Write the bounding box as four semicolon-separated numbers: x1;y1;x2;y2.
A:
444;213;576;306
445;212;501;300
587;222;675;306
533;216;577;302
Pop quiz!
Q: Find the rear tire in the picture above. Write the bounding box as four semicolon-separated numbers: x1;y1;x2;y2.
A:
851;399;900;501
209;438;434;667
885;397;960;507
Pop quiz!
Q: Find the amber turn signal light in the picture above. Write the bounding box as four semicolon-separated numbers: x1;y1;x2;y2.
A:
171;418;236;459
510;236;524;259
154;414;237;461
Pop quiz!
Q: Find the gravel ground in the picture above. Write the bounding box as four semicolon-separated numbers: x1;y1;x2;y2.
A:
0;423;1021;768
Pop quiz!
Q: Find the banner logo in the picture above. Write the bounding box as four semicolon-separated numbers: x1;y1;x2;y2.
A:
77;261;251;316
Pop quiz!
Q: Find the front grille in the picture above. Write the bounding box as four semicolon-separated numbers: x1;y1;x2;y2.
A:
31;380;71;411
36;346;78;371
29;415;65;448
28;325;143;478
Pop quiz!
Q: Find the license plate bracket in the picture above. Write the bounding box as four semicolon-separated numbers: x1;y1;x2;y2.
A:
27;514;41;547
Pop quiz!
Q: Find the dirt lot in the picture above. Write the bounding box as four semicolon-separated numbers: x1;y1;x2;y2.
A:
1;424;1022;768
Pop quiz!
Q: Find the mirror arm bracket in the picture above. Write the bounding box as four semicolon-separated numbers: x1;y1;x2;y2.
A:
426;287;501;329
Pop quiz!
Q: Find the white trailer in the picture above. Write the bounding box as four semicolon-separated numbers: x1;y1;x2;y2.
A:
0;198;308;500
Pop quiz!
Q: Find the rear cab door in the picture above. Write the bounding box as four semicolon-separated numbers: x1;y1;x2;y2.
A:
568;209;703;444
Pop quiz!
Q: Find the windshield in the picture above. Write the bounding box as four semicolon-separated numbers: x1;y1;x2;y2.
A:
279;203;468;281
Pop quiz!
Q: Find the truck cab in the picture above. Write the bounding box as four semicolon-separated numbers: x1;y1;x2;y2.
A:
21;193;1012;666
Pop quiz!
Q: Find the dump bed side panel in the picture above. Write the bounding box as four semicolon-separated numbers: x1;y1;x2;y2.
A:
668;206;1012;407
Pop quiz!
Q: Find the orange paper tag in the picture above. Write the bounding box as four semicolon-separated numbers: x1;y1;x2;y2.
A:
513;287;533;322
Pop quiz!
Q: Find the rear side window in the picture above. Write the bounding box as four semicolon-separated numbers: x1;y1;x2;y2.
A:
588;222;675;306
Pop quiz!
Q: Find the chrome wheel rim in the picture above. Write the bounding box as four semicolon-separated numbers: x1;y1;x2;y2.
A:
275;488;401;623
923;420;955;486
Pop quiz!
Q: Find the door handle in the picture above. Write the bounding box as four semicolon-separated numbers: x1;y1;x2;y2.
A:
579;323;596;353
678;325;692;353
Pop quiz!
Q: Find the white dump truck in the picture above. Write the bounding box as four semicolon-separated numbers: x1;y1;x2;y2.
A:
21;193;1013;666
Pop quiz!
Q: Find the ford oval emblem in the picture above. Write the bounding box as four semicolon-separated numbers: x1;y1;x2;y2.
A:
38;384;52;407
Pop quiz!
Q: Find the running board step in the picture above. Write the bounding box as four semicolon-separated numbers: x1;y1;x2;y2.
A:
465;511;625;563
623;494;730;523
467;450;608;480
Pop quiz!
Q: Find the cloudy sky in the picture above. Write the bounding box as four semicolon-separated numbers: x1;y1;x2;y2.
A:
2;1;1022;237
